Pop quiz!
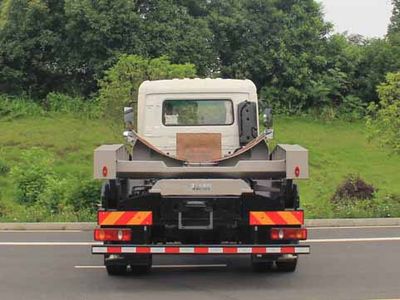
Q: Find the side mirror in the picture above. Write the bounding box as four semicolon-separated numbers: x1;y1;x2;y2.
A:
263;108;273;128
124;107;134;126
123;130;136;143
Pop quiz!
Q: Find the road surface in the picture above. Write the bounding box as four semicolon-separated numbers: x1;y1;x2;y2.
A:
0;226;399;300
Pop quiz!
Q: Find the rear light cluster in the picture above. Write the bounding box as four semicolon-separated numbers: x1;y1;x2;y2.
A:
94;228;131;242
270;228;307;240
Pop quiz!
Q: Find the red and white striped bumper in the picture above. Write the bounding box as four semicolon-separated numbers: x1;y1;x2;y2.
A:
92;245;310;255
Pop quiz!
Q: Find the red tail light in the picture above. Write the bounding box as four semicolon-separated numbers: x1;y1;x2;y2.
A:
94;228;131;241
270;228;307;240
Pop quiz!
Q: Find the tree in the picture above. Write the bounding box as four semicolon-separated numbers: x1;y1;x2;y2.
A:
0;0;215;96
98;55;196;124
367;72;400;154
138;0;217;76
354;39;400;103
388;0;400;37
63;0;144;95
0;0;65;96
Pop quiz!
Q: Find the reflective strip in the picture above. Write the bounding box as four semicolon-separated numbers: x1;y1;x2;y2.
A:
92;246;108;253
267;247;282;254
249;211;304;225
295;247;311;254
179;247;195;254
208;247;224;254
97;211;152;226
107;246;121;253
237;247;252;254
150;247;165;254
92;246;310;255
123;247;137;253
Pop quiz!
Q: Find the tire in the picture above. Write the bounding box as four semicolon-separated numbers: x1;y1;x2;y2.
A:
131;264;152;275
252;261;273;272
280;180;299;209
101;180;120;209
289;183;300;209
276;258;297;272
106;264;127;276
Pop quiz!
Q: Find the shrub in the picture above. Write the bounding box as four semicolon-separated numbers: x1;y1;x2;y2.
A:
11;148;54;205
337;95;367;121
0;95;44;119
44;92;100;119
332;193;400;218
367;72;400;154
328;174;397;218
66;178;101;212
331;174;375;204
37;177;71;213
0;159;10;176
0;200;8;218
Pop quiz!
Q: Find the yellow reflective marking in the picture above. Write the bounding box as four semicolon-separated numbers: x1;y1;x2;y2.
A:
278;211;302;225
251;212;274;225
101;212;124;225
127;212;151;225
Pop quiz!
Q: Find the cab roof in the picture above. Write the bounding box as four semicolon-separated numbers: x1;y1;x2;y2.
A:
138;78;257;96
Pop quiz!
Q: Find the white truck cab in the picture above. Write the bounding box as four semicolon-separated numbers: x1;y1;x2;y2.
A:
137;78;259;159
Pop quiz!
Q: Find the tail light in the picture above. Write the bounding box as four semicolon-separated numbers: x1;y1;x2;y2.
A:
94;228;131;242
270;228;307;240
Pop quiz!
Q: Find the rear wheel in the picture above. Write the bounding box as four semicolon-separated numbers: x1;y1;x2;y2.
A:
101;179;129;210
276;257;298;272
130;254;152;275
281;180;300;209
131;264;152;275
252;261;273;272
251;254;273;272
101;180;119;209
106;264;127;276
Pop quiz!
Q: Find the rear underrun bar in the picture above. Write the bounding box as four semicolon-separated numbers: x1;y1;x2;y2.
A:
92;245;310;255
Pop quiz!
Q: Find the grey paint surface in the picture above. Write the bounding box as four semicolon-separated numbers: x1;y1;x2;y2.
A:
149;179;253;196
0;228;399;300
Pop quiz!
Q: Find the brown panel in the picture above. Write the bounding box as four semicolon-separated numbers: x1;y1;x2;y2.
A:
176;133;222;162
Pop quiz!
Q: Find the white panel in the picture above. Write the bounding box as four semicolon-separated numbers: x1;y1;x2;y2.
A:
122;247;137;253
208;248;224;254
92;247;108;253
150;247;165;254
267;247;282;254
295;247;310;254
179;247;195;253
237;247;252;254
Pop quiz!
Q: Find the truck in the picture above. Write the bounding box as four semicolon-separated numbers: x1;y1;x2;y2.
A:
91;78;310;275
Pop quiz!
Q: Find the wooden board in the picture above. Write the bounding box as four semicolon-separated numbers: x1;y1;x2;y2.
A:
176;133;222;162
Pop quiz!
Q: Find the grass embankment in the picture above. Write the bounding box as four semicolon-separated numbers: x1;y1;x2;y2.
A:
0;114;119;221
0;115;399;220
275;117;400;218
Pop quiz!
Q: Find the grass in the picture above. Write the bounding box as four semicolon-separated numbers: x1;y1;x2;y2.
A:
0;113;119;221
0;113;399;220
275;117;400;218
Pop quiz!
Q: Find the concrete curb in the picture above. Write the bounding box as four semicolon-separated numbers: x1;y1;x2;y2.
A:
0;218;400;230
0;222;95;231
305;218;400;227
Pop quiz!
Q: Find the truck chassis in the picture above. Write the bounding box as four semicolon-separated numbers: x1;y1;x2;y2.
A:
91;131;310;275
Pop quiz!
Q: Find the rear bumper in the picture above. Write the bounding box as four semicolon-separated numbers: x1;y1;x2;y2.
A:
92;244;310;255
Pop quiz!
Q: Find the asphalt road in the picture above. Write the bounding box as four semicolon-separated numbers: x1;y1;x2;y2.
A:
0;226;399;300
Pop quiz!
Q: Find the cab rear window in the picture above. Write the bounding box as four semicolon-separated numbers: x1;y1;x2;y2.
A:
162;99;233;126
